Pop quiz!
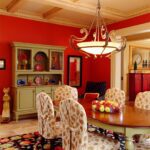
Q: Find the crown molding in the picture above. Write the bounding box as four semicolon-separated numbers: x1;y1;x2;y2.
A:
127;7;150;18
102;6;150;20
116;22;150;36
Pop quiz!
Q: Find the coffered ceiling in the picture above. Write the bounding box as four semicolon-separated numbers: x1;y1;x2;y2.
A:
0;0;149;28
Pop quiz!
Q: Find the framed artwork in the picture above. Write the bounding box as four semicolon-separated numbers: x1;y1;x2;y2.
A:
67;56;82;87
51;51;63;70
129;45;150;71
0;59;6;70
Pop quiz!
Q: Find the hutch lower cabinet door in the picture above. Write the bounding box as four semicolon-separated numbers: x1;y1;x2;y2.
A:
12;87;36;121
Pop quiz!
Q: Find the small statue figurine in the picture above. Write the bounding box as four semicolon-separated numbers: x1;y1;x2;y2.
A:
1;87;11;123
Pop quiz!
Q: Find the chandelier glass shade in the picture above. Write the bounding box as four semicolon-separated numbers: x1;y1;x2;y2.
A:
70;0;126;56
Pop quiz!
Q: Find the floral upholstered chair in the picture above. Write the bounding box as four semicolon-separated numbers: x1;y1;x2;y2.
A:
105;88;125;107
134;91;150;110
134;91;150;149
84;93;99;100
104;88;125;141
54;85;78;104
36;92;61;139
59;98;120;150
53;85;78;118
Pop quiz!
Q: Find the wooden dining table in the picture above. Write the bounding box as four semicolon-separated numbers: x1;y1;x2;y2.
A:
79;99;150;150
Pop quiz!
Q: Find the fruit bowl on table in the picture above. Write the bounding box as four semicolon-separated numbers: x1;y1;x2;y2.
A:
92;100;120;113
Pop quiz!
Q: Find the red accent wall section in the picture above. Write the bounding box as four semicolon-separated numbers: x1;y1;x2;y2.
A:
88;56;110;89
0;15;92;113
0;13;149;114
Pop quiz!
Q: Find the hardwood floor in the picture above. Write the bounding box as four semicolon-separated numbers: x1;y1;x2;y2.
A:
0;119;38;138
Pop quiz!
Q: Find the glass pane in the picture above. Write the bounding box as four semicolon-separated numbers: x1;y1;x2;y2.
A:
34;51;49;71
17;49;31;70
51;51;63;70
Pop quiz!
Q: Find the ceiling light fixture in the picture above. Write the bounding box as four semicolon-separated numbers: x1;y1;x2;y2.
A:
70;0;126;56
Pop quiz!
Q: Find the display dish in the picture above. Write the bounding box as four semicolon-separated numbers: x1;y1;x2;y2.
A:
92;100;120;113
34;64;44;71
34;76;43;85
17;79;26;86
34;52;46;62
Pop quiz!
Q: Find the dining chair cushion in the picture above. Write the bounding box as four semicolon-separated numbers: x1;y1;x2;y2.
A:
36;92;61;139
84;93;100;100
105;88;125;107
135;91;150;110
60;98;120;150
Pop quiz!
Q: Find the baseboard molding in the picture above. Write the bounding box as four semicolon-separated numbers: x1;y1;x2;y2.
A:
12;113;37;121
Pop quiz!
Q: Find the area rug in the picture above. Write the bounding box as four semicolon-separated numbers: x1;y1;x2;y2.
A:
88;124;125;150
0;132;62;150
0;127;126;150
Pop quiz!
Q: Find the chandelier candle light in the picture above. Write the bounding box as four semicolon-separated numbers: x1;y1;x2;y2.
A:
70;0;126;56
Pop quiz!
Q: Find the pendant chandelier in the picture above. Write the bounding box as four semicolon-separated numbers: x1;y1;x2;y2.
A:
70;0;126;56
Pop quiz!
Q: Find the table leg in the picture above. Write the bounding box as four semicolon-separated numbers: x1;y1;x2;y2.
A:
125;136;134;150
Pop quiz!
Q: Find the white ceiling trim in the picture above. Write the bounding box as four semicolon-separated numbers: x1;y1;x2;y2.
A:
127;7;150;18
115;22;150;38
24;0;146;20
0;9;50;23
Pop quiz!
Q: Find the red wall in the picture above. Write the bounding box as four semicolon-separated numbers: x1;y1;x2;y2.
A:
0;15;92;113
88;56;110;88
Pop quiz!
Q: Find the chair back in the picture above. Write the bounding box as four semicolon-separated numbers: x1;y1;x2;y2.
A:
84;93;99;100
36;92;56;139
60;98;88;150
105;88;125;106
54;85;78;102
135;91;150;110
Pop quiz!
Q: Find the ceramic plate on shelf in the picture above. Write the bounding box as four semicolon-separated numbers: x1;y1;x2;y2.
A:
34;52;46;61
133;54;142;65
34;76;43;85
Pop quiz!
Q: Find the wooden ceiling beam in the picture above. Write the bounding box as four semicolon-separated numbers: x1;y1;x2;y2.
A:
43;7;62;19
43;0;79;19
6;0;26;13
